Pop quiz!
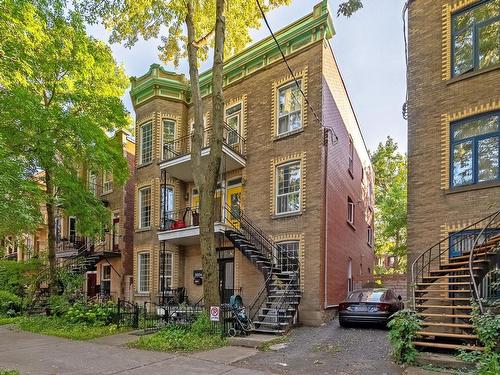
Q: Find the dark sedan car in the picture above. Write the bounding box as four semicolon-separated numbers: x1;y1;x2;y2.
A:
338;288;403;327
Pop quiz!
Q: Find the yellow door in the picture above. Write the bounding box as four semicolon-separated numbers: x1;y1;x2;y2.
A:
191;189;199;209
226;185;242;228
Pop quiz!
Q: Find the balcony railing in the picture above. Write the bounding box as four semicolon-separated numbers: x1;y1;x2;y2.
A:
159;206;223;232
162;124;246;162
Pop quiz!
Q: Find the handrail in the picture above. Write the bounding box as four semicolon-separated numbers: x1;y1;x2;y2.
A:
248;272;273;322
410;210;500;309
468;210;500;314
272;272;299;329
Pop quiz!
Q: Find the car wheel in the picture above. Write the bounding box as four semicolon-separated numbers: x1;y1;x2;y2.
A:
339;319;349;328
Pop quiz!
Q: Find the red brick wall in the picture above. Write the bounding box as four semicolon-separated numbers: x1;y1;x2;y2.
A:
321;43;375;307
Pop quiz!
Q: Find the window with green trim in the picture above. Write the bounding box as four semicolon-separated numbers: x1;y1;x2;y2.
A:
452;0;500;77
450;111;499;187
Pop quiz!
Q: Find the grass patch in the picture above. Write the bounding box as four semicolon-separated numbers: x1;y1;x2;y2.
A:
0;370;20;375
0;316;22;326
258;335;289;352
13;316;128;340
130;314;226;353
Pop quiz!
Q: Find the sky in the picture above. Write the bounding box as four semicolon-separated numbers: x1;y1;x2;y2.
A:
87;0;408;153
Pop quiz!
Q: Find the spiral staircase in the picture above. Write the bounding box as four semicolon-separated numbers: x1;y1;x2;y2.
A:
411;211;500;351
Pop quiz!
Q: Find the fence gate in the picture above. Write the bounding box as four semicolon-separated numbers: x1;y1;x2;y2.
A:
115;299;139;329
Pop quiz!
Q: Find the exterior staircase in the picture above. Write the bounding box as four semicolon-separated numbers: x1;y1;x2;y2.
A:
411;211;500;352
224;206;300;334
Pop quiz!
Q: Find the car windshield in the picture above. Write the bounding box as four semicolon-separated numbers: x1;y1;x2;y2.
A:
346;290;386;302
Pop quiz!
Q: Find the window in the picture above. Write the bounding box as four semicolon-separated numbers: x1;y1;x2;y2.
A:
348;137;354;175
388;256;396;268
450;111;499;187
275;241;299;273
159;252;173;292
140;122;153;164
347;197;355;225
101;265;111;295
103;171;113;194
277;80;302;135
452;1;500;77
347;259;353;292
367;225;373;247
276;161;301;214
225;103;242;146
139;187;152;228
160;185;174;228
88;171;97;196
162;119;176;160
137;252;150;293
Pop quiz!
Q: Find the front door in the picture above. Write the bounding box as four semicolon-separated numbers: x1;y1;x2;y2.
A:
68;217;76;244
218;258;234;303
226;184;242;228
87;273;97;298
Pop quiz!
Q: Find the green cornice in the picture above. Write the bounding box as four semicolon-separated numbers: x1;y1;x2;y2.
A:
129;0;334;107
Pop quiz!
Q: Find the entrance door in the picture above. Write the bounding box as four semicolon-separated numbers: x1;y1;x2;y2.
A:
112;216;119;251
226;183;242;228
218;258;234;303
68;217;76;244
87;273;97;298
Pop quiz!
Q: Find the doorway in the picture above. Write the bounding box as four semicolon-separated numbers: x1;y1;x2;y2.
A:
87;272;97;298
226;178;242;228
112;215;119;252
218;253;235;304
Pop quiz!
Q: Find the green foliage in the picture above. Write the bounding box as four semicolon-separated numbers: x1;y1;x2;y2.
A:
131;313;226;352
387;309;422;364
15;316;124;340
56;268;85;298
65;301;117;326
0;291;22;316
337;0;364;17
47;295;71;317
0;259;41;296
0;369;20;375
370;137;407;274
0;316;22;325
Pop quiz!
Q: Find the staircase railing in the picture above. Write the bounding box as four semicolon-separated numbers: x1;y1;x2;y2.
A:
468;211;500;314
272;272;300;329
410;210;500;309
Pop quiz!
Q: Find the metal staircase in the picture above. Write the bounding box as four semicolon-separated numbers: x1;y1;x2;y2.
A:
223;205;300;334
410;211;500;352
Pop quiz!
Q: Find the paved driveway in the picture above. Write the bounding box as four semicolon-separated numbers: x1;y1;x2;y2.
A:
236;320;403;375
0;326;265;375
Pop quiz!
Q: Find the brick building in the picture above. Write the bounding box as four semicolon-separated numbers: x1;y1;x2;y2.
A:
407;0;500;350
129;0;374;329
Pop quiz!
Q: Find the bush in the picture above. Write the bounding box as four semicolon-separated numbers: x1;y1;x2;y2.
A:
47;295;71;317
0;259;41;296
65;301;117;326
0;290;22;316
387;309;422;364
130;313;226;353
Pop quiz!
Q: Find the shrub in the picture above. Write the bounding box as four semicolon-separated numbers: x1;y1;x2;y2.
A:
47;295;71;317
0;290;22;316
65;301;116;326
387;309;422;364
0;259;41;296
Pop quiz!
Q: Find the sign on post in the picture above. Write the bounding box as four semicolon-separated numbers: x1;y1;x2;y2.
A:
210;306;220;322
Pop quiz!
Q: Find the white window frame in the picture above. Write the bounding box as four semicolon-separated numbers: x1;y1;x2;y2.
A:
348;137;354;174
137;252;150;293
159;251;173;292
160;185;175;226
162;119;176;160
277;80;303;136
139;187;152;229
275;161;301;215
101;265;111;294
139;122;153;165
275;240;300;273
103;171;113;194
347;197;355;225
225;102;242;146
88;170;97;196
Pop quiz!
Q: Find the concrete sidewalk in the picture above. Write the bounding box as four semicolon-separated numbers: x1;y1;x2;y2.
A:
0;326;266;375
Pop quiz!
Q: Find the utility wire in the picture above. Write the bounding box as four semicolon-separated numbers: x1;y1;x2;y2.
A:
255;0;338;144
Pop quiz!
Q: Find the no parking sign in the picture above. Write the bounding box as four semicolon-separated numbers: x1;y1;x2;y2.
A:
210;306;220;321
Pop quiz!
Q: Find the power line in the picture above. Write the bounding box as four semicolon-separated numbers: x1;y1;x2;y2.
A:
255;0;338;144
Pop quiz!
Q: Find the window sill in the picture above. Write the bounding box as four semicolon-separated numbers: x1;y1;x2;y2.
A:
137;161;153;169
134;293;150;297
347;221;356;231
274;128;304;141
135;227;152;233
272;211;302;220
445;180;500;195
101;190;113;196
447;64;500;85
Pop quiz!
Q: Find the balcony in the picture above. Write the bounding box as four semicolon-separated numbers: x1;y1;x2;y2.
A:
157;206;228;245
159;125;246;182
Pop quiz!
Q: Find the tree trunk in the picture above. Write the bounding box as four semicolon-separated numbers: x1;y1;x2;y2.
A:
185;0;224;308
44;169;58;294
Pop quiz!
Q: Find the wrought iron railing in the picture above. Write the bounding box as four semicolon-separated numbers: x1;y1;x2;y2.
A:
162;123;246;162
410;210;500;309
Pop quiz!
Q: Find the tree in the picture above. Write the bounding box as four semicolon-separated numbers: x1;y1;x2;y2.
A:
370;137;407;273
78;0;290;308
0;0;129;292
337;0;364;17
